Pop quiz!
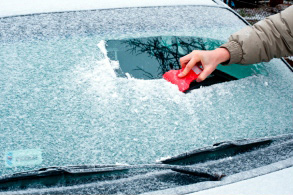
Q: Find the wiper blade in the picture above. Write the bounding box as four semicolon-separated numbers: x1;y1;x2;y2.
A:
160;137;272;165
64;164;224;180
0;163;224;184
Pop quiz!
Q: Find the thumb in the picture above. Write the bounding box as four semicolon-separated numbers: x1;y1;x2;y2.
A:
178;65;192;78
178;56;199;78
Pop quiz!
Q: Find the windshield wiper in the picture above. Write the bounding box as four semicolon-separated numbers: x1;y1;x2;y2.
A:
0;137;275;186
0;137;274;185
0;163;224;184
160;137;272;165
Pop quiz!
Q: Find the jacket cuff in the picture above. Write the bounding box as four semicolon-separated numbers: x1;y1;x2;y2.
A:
220;41;243;65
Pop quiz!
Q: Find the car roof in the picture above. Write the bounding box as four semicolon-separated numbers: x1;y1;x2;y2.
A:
0;0;226;18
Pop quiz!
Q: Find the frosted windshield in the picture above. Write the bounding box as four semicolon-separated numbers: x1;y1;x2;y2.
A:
0;6;292;177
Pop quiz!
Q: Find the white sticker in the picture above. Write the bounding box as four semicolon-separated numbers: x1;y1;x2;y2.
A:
192;66;202;75
4;149;42;167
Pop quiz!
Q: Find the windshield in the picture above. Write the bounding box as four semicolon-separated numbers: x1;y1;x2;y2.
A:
0;6;292;178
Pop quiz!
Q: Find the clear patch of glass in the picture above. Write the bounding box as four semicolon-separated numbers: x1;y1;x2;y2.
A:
106;36;267;81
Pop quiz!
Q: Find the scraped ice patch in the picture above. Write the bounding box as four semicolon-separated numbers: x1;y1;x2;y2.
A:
97;40;116;78
111;60;120;70
125;73;134;80
72;59;118;99
97;40;107;55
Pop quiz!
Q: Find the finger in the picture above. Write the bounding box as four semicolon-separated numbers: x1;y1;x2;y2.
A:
178;56;200;78
196;66;215;82
179;52;193;68
179;56;190;69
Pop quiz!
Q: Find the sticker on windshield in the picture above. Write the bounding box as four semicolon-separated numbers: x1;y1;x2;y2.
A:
4;149;42;167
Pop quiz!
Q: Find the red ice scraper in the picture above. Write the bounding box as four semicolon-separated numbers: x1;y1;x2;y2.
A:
163;66;203;92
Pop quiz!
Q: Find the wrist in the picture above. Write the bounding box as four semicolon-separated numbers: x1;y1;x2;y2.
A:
214;48;230;64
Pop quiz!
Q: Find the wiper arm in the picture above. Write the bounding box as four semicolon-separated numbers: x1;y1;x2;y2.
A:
0;163;224;184
160;137;272;165
64;164;224;180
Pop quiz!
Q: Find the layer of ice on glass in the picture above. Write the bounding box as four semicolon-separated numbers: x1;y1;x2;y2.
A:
0;6;292;176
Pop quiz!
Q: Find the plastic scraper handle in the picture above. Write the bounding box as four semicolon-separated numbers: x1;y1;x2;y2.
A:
163;66;203;92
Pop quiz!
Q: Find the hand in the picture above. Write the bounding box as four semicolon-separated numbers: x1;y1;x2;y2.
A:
178;48;230;82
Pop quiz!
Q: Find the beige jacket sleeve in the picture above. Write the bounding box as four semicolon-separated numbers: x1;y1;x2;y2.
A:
221;5;293;65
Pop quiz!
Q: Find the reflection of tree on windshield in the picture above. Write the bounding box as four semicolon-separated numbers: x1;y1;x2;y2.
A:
122;36;222;78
